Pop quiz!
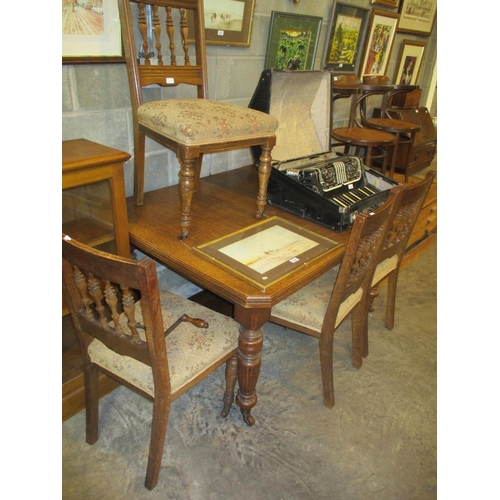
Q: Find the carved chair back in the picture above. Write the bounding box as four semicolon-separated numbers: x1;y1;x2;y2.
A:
321;187;403;337
118;0;208;115
377;170;436;273
62;234;169;388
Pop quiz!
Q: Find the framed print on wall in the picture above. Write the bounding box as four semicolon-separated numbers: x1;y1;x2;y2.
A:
322;2;369;75
371;0;400;8
393;39;427;85
360;9;399;78
201;0;256;46
398;0;437;36
264;11;322;71
62;0;123;64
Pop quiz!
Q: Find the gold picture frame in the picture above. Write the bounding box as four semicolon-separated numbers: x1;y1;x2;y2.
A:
193;0;256;47
62;0;124;64
398;0;437;36
194;217;340;291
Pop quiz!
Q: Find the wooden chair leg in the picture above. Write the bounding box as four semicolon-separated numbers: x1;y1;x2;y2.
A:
134;131;146;206
351;302;366;369
145;396;170;491
221;353;238;418
193;154;203;193
385;270;399;330
319;336;335;408
365;146;373;168
84;362;99;445
368;285;380;312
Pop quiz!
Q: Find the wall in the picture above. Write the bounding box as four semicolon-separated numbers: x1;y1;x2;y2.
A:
62;0;437;197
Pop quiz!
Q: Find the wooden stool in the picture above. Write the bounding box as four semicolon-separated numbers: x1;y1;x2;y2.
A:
358;78;422;181
332;75;396;171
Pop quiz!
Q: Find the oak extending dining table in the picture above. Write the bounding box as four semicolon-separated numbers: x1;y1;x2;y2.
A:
126;165;350;425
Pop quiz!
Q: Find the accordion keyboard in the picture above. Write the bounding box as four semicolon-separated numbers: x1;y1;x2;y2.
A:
329;184;381;208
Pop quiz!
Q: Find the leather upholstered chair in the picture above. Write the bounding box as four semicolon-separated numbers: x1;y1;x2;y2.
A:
62;234;240;490
118;0;278;239
269;188;402;408
331;74;396;172
359;76;421;182
369;171;436;331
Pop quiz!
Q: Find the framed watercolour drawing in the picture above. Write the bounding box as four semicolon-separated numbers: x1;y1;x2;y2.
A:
393;39;427;85
265;11;323;71
200;0;256;46
194;217;340;291
322;2;369;75
360;9;400;78
398;0;437;36
62;0;123;64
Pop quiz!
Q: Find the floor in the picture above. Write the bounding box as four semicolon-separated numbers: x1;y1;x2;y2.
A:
62;239;437;499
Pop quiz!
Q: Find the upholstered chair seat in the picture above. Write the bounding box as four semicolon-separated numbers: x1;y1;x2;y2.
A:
88;290;238;398
271;266;363;333
138;100;279;147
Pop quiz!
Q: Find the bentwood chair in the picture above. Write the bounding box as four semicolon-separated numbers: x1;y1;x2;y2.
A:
359;76;421;182
331;74;396;172
269;188;402;408
369;171;436;331
118;0;278;239
62;234;239;490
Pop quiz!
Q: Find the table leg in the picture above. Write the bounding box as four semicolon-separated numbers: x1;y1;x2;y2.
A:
233;305;270;426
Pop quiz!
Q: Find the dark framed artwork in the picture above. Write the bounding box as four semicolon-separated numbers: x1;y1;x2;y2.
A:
264;11;323;71
398;0;437;36
62;0;124;64
200;0;256;46
393;39;427;85
322;2;369;74
360;9;400;78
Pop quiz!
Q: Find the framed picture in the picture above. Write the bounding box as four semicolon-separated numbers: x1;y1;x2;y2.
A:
322;2;369;75
62;0;123;64
200;0;256;46
393;39;427;85
370;0;400;8
398;0;437;36
265;11;323;71
360;9;400;78
194;217;340;291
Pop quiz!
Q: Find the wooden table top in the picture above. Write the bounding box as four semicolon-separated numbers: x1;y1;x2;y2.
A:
126;165;350;309
62;139;131;173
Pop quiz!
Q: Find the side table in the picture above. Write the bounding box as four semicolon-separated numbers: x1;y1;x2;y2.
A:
62;138;131;421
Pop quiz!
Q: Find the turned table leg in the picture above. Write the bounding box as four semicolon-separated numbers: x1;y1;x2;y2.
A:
233;305;270;426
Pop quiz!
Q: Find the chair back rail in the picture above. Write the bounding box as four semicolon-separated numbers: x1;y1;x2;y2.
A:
62;235;167;370
119;0;208;113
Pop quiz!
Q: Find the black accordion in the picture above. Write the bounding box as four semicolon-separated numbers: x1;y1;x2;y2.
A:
249;69;399;232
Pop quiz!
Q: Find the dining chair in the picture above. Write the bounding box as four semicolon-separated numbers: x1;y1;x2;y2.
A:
369;170;436;330
118;0;278;239
269;188;402;408
62;234;240;490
